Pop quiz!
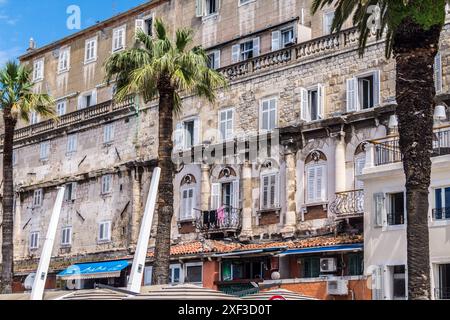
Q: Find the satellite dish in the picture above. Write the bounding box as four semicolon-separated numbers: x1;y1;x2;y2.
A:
23;273;36;291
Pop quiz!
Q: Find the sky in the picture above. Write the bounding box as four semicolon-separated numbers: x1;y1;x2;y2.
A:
0;0;149;66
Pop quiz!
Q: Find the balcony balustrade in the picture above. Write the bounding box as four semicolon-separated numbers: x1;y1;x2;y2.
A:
329;189;364;219
195;206;242;237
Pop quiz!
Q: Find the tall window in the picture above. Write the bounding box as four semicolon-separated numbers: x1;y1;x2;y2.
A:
261;173;279;210
144;266;153;286
98;221;111;242
435;52;443;93
30;232;39;250
33;189;43;207
346;71;380;112
112;25;126;52
67;134;77;154
196;0;219;17
391;265;406;300
260;98;277;131
354;154;366;190
65;182;77;202
184;262;203;284
300;85;325;122
434;187;450;220
39;141;50;161
101;175;113;194
387;192;405;226
301;257;321;278
33;58;44;82
61;227;72;246
205;0;218;15
219;108;234;141
58;47;70;73
78;90;97;109
170;264;182;284
174;118;200;150
180;188;195;221
84;37;97;63
272;27;295;51
232;38;260;63
57;100;67;116
305;152;327;204
207;50;221;70
30;111;39;125
323;11;335;35
103;123;115;144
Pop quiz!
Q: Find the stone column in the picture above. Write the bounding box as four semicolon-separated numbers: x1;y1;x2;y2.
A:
201;164;211;211
335;134;347;193
240;161;253;238
282;152;297;236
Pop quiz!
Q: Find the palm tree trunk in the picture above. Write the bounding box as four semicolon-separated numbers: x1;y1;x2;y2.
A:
0;109;16;294
393;19;442;300
153;85;175;285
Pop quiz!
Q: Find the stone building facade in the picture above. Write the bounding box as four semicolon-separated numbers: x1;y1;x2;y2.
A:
0;0;449;299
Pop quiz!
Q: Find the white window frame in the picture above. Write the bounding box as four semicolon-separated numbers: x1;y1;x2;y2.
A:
33;189;43;208
260;172;280;210
61;226;72;246
30;111;39;125
33;58;44;82
112;25;127;52
305;162;327;204
170;264;183;284
354;154;366;190
30;232;40;250
207;50;221;70
12;149;18;167
196;0;219;17
232;37;260;63
323;11;335;35
184;262;203;284
98;221;112;242
219;108;234;141
39;141;50;161
58;47;71;73
180;187;195;221
260;97;278;132
84;36;98;64
78;89;97;110
65;182;77;202
103;123;115;144
300;84;325;122
346;70;381;112
67;134;77;154
101;174;113;195
56;100;67;116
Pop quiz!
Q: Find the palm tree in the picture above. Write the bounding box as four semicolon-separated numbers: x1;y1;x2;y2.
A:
105;19;227;285
0;61;55;294
312;1;447;299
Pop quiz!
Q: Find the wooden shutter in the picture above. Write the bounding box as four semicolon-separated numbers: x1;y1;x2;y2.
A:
232;44;240;63
135;19;145;35
71;182;77;200
91;90;97;106
316;166;325;201
373;70;381;106
262;176;269;209
307;167;315;203
232;180;240;209
193;119;200;145
174;122;184;151
253;37;260;57
272;31;281;51
373;193;385;227
214;50;221;69
211;183;221;210
346;77;358;112
300;88;309;121
435;52;443;93
196;0;204;17
355;156;366;190
317;83;325;119
372;266;384;300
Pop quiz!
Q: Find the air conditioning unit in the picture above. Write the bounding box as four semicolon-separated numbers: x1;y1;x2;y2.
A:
327;279;349;296
320;258;337;273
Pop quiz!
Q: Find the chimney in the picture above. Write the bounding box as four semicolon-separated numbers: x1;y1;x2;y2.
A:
28;38;36;51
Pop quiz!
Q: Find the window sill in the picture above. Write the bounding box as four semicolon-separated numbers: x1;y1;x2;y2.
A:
84;58;97;66
32;78;43;84
257;207;281;217
429;219;450;228
238;0;256;7
112;47;126;53
97;240;111;244
57;68;70;75
303;201;328;210
383;224;406;232
202;13;219;22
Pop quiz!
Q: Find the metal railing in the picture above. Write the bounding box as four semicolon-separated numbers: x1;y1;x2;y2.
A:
196;206;242;232
372;126;450;166
432;207;450;220
329;189;364;219
1;96;135;143
387;211;405;226
435;287;450;300
218;27;367;81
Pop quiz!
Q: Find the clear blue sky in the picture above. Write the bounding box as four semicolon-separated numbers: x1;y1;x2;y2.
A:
0;0;148;66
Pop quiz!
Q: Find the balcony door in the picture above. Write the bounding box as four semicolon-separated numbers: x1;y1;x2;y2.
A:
438;264;450;299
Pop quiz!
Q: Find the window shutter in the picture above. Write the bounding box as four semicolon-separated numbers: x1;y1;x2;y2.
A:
71;182;77;200
77;95;84;110
373;70;381;106
316;166;325;201
232;44;240;63
346;77;358;112
372;266;384;300
195;0;204;17
135;19;145;35
232;180;240;209
211;183;221;210
214;51;221;69
262;176;269;208
300;88;309;121
307;167;315;203
91;90;97;106
317;83;325;119
174;122;184;150
435;52;443;93
355;156;366;189
193;119;200;145
272;31;281;51
253;37;260;57
374;193;385;227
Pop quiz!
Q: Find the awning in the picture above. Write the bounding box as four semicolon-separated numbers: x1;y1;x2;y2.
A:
278;243;363;256
213;247;288;258
57;260;130;280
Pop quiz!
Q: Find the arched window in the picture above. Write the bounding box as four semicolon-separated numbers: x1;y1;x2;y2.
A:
211;167;239;210
305;150;327;204
180;174;197;221
354;142;367;190
260;159;280;210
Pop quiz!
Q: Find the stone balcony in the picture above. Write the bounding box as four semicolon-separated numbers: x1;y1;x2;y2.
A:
329;189;364;220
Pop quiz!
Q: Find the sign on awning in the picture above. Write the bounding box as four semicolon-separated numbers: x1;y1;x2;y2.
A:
57;260;129;280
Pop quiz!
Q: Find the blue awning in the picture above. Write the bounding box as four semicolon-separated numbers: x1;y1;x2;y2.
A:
279;244;363;256
57;260;130;280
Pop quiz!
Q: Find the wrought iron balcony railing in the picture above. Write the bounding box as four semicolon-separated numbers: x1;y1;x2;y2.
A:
432;207;450;221
196;206;242;233
329;189;364;219
371;126;450;166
